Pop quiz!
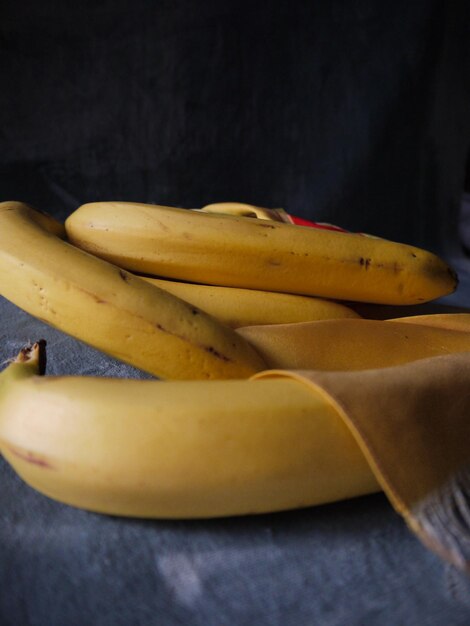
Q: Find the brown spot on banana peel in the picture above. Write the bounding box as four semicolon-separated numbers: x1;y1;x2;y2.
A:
255;222;277;229
155;219;170;232
74;286;234;360
6;445;55;469
119;269;130;283
73;285;108;304
357;257;402;272
352;255;456;288
204;346;231;362
155;323;233;363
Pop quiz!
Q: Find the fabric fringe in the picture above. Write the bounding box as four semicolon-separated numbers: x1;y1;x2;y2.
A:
409;464;470;573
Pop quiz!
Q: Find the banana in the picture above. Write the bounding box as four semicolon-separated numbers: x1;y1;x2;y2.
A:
198;202;290;222
237;318;470;371
0;342;378;518
64;201;457;305
0;202;265;380
141;276;360;327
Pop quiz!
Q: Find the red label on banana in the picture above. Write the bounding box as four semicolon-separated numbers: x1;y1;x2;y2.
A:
282;211;376;238
198;204;377;237
288;215;348;231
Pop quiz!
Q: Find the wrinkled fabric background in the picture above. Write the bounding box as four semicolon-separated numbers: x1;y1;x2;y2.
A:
1;1;470;624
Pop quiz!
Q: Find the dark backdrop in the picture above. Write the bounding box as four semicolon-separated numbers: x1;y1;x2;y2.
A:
1;0;470;254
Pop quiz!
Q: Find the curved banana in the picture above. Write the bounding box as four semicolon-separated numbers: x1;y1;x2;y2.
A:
141;276;360;327
0;343;378;518
0;202;265;380
237;318;470;371
65;201;457;305
198;202;290;222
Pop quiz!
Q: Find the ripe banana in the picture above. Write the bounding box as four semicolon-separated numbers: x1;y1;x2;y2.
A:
0;201;265;380
64;201;457;305
237;318;470;371
141;276;360;327
198;201;340;228
198;202;290;221
0;342;378;518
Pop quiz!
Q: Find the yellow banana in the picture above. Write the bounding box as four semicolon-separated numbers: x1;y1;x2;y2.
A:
237;318;470;371
141;276;360;327
0;342;378;518
0;201;265;380
64;201;457;305
198;202;290;222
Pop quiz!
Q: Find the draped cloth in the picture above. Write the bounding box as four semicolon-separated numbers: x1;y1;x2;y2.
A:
254;353;470;572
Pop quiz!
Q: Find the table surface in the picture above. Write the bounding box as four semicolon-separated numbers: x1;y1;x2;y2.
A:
1;257;470;626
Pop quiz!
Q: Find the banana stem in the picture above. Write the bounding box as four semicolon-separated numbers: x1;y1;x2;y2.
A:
0;341;46;396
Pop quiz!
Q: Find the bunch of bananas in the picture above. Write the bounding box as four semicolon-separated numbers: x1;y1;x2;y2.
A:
0;199;466;518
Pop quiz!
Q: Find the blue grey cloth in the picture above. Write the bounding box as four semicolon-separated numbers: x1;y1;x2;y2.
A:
1;282;470;626
1;293;470;626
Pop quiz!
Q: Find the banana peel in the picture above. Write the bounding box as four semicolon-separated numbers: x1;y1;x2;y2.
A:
65;201;457;305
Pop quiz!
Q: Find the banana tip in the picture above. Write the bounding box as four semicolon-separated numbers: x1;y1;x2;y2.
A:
15;340;47;375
